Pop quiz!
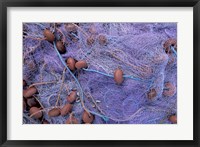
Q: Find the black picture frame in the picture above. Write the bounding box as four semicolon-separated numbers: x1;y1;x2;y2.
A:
0;0;199;146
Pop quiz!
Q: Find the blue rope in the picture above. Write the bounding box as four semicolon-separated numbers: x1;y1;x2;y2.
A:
123;75;145;82
71;32;79;39
170;46;177;56
83;68;146;82
53;41;109;122
83;68;113;78
87;110;109;122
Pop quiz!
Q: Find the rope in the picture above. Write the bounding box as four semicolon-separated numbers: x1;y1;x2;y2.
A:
53;41;109;121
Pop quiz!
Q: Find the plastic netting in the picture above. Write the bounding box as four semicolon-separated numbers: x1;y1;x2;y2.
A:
23;23;177;124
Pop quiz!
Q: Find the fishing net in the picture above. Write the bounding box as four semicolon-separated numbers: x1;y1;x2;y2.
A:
23;23;177;124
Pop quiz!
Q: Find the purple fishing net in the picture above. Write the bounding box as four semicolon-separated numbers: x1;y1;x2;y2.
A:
23;23;177;124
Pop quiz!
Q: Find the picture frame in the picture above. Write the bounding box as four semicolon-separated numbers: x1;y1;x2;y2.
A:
0;0;199;146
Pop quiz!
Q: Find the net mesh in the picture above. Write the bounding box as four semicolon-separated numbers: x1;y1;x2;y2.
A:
23;23;177;124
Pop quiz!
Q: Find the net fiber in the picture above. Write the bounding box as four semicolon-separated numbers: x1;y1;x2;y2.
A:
23;23;177;124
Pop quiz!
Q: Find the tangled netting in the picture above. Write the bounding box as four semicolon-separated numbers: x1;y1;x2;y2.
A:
23;23;177;124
